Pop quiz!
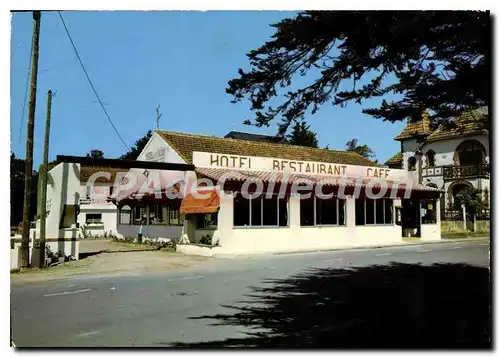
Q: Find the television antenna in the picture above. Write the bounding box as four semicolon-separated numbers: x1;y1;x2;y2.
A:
156;105;163;130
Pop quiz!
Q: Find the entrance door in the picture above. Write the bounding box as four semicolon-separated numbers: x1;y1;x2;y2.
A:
401;199;421;238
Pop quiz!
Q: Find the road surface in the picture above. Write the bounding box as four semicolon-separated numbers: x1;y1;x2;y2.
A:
11;240;491;348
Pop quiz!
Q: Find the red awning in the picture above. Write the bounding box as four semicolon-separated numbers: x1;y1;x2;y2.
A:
180;188;220;214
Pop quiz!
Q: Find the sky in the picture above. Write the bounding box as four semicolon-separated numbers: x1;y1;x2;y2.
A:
10;11;406;168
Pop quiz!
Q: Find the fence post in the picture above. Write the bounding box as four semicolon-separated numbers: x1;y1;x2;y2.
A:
473;213;477;232
462;204;467;231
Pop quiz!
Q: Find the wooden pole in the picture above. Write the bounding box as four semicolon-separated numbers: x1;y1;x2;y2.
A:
38;90;52;268
20;11;41;268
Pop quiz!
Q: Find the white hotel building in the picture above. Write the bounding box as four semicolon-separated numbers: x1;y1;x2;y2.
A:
36;130;442;257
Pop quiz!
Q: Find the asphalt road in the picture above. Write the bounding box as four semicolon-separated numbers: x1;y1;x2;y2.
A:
11;240;491;348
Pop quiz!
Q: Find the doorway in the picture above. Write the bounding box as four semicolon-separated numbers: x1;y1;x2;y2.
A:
401;199;421;238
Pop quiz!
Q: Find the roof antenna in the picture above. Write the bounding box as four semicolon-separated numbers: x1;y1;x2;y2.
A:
156;105;163;130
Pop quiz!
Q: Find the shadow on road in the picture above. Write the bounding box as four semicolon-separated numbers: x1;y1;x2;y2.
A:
167;263;491;349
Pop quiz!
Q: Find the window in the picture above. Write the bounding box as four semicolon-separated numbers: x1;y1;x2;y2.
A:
407;157;417;171
300;198;315;226
426;150;436;168
167;206;184;226
366;199;375;224
132;206;146;225
355;199;365;225
125;205;184;226
355;198;393;225
421;199;437;224
300;196;346;226
86;213;102;224
233;193;288;227
196;212;218;229
119;205;131;224
150;204;167;225
234;194;250;226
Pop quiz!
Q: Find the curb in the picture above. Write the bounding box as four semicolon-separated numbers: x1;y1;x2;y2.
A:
213;238;490;259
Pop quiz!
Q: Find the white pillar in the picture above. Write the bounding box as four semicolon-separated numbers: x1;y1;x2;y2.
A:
216;192;234;247
289;194;301;229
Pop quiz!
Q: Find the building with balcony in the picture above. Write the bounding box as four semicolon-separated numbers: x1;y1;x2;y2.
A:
384;107;490;219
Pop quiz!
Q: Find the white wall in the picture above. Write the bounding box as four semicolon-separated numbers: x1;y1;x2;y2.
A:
184;194;408;255
11;239;80;268
42;163;82;238
77;205;118;237
137;132;185;164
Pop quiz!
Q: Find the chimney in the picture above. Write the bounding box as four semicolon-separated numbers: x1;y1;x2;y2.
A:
421;110;430;133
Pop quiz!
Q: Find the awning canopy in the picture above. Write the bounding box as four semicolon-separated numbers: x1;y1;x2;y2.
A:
180;188;220;214
108;168;187;205
195;168;442;199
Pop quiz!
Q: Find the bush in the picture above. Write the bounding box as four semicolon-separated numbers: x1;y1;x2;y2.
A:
199;235;212;246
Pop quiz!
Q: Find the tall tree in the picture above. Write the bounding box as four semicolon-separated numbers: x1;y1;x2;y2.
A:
287;120;319;148
227;11;489;134
345;138;376;161
119;130;153;160
86;149;104;159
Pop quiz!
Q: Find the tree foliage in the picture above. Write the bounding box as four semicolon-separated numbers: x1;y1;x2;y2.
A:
345;138;376;161
10;152;38;227
86;149;104;159
454;187;488;215
287;120;319;148
119;130;153;160
227;11;489;134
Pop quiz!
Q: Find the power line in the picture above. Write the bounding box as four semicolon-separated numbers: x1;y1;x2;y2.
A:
57;11;130;150
17;35;34;146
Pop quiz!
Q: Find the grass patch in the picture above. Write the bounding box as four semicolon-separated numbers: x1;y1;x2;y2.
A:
442;232;490;239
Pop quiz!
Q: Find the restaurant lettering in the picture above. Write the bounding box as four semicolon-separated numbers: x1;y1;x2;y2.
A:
272;160;346;175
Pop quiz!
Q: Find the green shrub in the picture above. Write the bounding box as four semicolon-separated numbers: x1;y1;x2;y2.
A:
199;235;212;245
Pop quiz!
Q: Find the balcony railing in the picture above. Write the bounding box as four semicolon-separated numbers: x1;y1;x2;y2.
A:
442;163;490;180
422;164;490;180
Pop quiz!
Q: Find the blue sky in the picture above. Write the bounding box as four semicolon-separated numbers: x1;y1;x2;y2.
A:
10;11;405;167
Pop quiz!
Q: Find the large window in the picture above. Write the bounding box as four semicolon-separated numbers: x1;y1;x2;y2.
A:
86;213;102;224
300;197;346;226
421;199;437;224
124;205;184;226
196;212;218;229
355;198;393;225
233;194;288;227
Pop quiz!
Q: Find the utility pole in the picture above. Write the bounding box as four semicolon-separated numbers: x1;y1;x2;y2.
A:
156;105;162;130
38;90;52;268
20;10;41;268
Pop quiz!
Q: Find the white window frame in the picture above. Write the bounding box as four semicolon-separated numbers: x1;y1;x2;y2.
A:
234;194;289;228
300;196;346;227
356;198;394;226
85;213;103;225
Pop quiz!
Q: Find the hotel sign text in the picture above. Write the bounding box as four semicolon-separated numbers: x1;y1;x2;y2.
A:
193;152;407;180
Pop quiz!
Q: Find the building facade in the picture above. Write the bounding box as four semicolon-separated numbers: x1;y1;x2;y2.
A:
384;107;490;221
37;130;442;256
